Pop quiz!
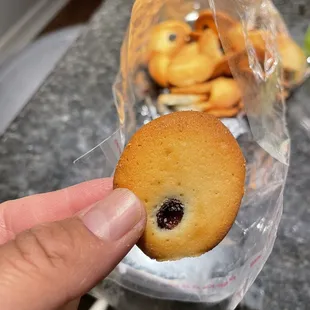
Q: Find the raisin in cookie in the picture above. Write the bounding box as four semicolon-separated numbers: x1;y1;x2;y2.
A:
113;111;246;261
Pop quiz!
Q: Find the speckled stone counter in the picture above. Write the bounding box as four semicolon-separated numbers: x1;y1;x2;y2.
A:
0;0;309;309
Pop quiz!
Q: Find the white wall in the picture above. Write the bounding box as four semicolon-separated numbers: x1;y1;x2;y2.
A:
0;0;68;66
0;0;42;38
0;0;69;134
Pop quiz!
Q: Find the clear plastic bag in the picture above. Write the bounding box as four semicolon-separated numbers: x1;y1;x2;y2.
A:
75;0;308;308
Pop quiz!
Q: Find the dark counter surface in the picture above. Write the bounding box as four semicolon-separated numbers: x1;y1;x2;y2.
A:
0;0;309;309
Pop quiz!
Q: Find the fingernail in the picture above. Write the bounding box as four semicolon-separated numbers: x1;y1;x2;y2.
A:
81;189;143;241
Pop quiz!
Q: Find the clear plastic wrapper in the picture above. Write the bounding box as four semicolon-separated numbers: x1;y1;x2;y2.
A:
75;0;308;308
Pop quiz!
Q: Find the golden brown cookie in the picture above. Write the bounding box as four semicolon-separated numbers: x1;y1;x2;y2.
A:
194;10;237;37
170;82;212;94
224;25;265;52
147;20;191;87
203;77;242;111
114;111;246;261
206;106;241;118
158;93;209;107
212;47;265;79
211;55;232;78
148;20;191;58
277;34;307;86
148;53;171;87
198;29;223;61
167;42;215;87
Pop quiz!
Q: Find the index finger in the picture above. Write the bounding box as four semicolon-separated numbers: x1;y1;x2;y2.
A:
0;178;113;244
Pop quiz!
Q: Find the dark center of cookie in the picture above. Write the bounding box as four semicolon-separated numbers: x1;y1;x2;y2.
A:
168;33;177;42
156;198;184;230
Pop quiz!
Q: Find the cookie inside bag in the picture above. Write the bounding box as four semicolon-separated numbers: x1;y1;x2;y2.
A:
138;9;307;119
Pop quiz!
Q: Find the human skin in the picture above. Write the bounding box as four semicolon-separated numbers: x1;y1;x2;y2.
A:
0;178;146;310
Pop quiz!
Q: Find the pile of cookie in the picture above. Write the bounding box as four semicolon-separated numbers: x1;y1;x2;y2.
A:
146;10;307;118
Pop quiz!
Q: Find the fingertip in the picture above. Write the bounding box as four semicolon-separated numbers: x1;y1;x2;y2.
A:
81;188;146;242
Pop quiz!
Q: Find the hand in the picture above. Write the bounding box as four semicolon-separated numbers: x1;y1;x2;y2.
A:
0;178;146;310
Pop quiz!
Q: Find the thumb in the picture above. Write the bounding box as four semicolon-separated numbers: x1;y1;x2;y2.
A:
0;189;146;310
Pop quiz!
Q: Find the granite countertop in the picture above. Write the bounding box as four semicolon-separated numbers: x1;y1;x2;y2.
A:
0;0;309;309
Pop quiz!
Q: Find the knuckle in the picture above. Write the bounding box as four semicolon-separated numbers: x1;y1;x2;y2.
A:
10;219;82;271
29;220;80;269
